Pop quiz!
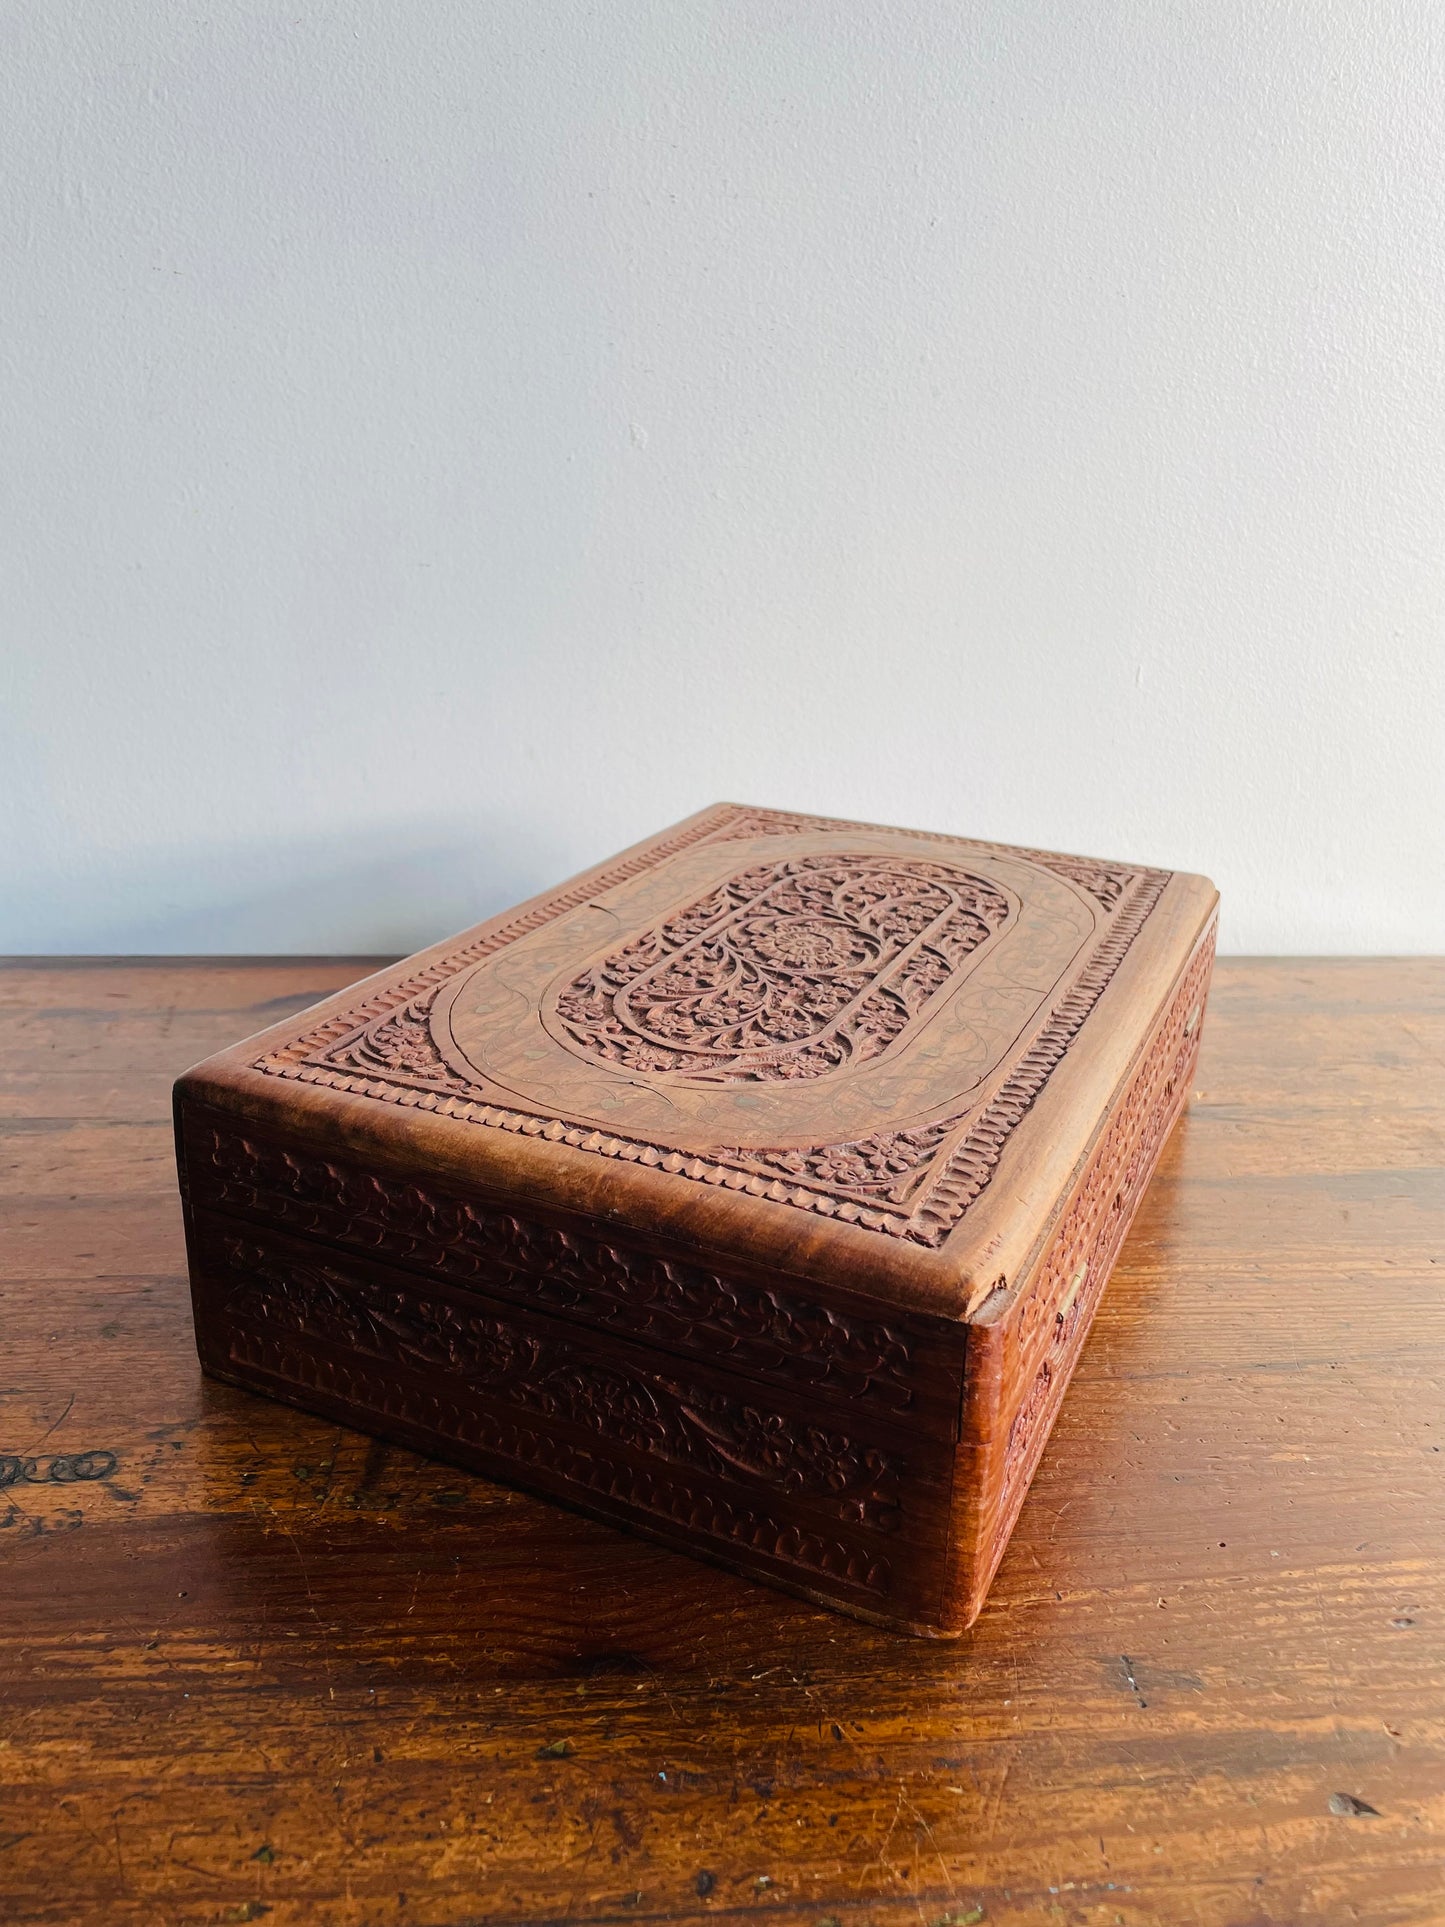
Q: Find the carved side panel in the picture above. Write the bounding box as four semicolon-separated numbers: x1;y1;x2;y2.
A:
959;924;1217;1610
184;1218;966;1606
181;1114;965;1431
223;1341;896;1596
208;1228;906;1534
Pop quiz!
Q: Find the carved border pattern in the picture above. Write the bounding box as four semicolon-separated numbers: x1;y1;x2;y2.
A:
903;871;1170;1244
989;923;1217;1561
223;1333;893;1595
189;1123;924;1413
215;1231;905;1532
251;805;1170;1247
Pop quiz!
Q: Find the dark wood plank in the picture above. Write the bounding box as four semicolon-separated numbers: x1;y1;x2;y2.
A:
1;955;1442;1926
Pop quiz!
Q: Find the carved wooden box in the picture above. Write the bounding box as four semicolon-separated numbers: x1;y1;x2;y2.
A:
175;804;1218;1635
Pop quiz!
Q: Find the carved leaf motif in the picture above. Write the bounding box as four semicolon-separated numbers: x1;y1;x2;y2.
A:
722;812;1139;912
340;1003;451;1081
676;1395;902;1527
221;1242;544;1383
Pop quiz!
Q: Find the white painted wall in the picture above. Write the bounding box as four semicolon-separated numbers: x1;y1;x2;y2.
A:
3;2;1442;955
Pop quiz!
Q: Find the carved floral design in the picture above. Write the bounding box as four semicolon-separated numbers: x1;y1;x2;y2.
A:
551;856;1009;1084
718;812;1140;915
215;1234;904;1530
250;804;1172;1244
677;1394;899;1523
220;1331;894;1593
342;1002;452;1082
190;1124;925;1411
713;1121;957;1198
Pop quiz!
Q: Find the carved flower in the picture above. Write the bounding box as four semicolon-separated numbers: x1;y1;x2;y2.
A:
759;1057;811;1081
744;916;867;975
648;1005;705;1041
653;964;724;998
808;1150;881;1187
355;1010;448;1079
386;1037;443;1072
617;1041;680;1071
555;987;611;1026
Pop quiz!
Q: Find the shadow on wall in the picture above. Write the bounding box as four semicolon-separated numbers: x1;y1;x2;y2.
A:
2;819;568;954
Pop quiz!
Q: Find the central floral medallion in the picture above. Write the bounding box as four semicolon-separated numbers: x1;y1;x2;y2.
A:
548;855;1012;1085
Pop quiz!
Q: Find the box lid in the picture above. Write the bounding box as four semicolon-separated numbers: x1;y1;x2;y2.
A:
176;804;1218;1323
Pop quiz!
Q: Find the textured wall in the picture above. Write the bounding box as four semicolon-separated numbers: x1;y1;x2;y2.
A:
3;3;1442;954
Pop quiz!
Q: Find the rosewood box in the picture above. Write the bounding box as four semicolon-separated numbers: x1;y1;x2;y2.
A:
175;804;1218;1635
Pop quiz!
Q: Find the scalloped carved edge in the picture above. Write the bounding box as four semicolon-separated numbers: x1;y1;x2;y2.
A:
251;805;1169;1246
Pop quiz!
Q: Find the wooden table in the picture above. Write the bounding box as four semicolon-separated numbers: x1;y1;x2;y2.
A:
2;957;1442;1927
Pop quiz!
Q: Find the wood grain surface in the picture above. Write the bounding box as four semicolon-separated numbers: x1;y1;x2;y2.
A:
2;955;1443;1927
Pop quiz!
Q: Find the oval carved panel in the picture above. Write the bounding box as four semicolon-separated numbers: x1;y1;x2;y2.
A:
548;856;1012;1086
433;829;1092;1157
253;808;1167;1242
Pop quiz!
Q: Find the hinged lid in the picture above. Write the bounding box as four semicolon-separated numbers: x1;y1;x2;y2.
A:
176;804;1218;1320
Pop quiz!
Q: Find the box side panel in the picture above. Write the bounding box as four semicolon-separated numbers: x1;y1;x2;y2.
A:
942;915;1217;1631
176;1110;967;1635
176;1103;965;1442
